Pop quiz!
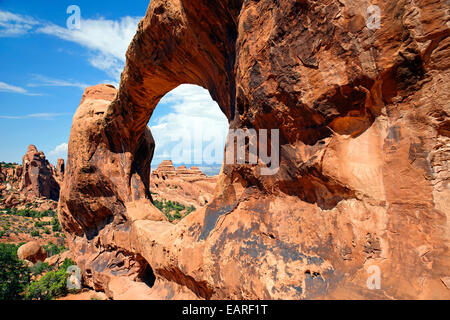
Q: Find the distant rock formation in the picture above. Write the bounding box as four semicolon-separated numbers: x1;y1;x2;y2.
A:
152;161;208;180
19;145;60;201
59;0;449;300
151;160;177;180
0;145;63;209
151;161;216;208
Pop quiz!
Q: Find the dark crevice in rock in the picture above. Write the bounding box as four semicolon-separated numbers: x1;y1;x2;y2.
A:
156;267;214;300
138;264;156;288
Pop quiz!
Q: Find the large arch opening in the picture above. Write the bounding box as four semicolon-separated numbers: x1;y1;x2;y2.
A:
148;84;229;222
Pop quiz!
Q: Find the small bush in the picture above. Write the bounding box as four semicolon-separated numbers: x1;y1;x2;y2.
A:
43;242;67;257
31;261;51;276
51;217;62;232
25;258;76;300
30;230;40;237
186;205;196;215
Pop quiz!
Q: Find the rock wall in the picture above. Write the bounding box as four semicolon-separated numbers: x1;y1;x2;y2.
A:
59;0;449;299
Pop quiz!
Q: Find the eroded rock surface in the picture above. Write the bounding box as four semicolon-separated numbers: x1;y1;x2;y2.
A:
59;0;449;300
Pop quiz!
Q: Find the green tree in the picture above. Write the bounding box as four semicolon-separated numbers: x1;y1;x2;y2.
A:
0;243;31;300
25;258;76;300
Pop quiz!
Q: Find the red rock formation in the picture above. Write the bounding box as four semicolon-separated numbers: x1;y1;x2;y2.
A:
151;162;216;208
18;145;60;201
152;160;177;179
59;0;450;300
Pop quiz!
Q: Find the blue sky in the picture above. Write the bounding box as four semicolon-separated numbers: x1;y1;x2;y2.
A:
0;0;228;170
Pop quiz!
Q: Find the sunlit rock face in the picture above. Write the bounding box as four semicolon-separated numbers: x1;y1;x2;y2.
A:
59;0;450;299
19;145;60;201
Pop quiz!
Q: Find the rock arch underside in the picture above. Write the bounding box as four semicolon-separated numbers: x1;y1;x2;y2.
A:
58;0;450;299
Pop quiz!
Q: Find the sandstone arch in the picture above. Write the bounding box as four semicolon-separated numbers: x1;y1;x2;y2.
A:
59;0;450;299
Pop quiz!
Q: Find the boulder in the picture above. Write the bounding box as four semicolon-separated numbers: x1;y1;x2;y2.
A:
17;241;47;264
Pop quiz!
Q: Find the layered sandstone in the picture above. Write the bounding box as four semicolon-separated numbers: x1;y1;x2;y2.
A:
59;0;449;300
151;162;216;208
151;160;177;179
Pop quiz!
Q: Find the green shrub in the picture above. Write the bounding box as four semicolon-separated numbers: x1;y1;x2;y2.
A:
186;205;196;215
7;208;56;219
31;261;51;276
43;242;67;257
173;210;182;220
25;258;76;300
154;199;192;222
0;243;31;300
51;217;61;232
30;229;40;237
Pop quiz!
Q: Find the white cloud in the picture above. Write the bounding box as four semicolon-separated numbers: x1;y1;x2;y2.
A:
48;143;68;158
150;85;229;165
27;74;91;90
36;16;141;80
0;10;38;37
0;81;41;96
0;10;140;81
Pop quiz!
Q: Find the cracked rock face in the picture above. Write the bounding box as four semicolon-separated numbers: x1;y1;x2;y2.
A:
59;0;449;299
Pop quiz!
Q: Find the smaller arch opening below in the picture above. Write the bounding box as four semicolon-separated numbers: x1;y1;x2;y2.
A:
139;264;156;288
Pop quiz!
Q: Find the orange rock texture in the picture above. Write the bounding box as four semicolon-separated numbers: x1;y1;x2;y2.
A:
59;0;449;299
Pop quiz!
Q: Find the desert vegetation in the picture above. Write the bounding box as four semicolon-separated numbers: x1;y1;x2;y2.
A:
153;199;196;222
0;207;65;244
0;243;77;300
